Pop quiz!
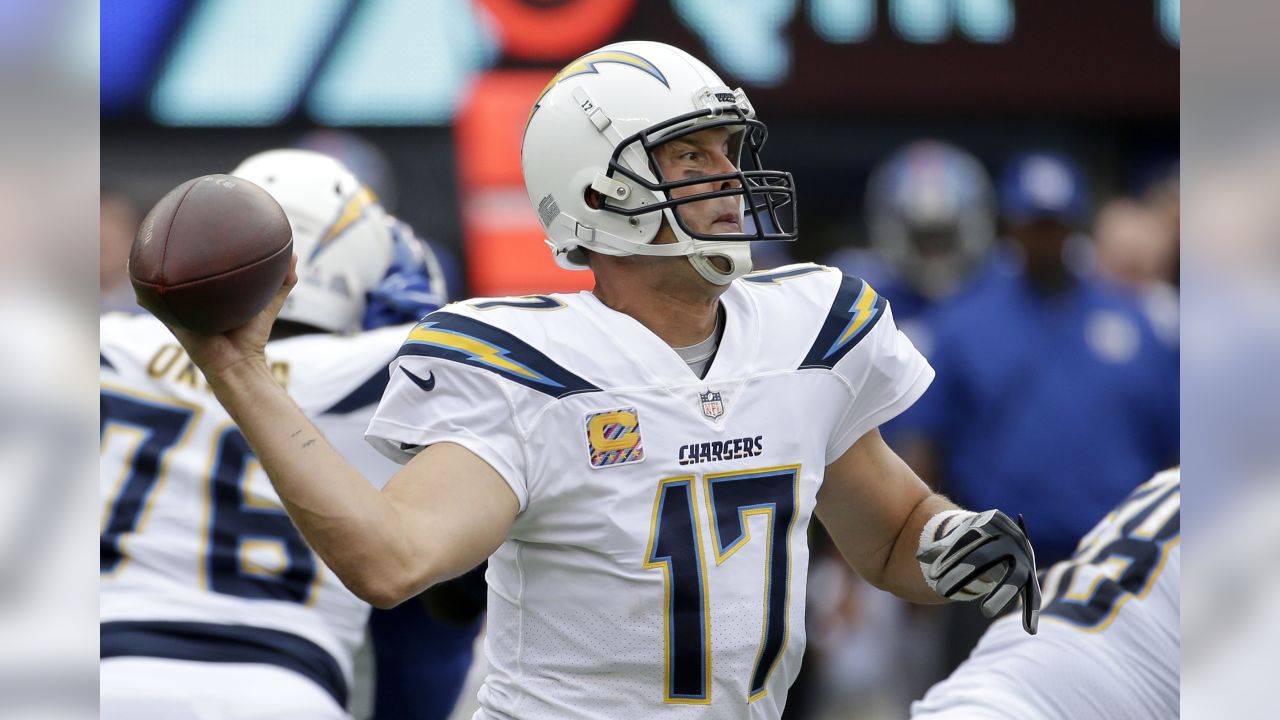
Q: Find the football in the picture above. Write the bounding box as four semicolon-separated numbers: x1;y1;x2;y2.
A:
129;174;294;333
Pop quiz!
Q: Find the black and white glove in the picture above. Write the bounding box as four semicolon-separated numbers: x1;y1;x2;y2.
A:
916;509;1041;634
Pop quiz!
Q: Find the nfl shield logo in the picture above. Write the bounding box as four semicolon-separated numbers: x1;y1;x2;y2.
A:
700;390;724;420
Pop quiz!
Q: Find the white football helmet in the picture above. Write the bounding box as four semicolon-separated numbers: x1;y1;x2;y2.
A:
522;41;797;285
231;149;394;333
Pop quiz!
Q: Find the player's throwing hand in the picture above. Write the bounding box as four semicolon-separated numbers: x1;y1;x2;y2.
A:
168;255;298;383
917;509;1041;634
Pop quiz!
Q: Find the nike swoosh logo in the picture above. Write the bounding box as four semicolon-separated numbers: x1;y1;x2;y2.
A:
399;367;436;392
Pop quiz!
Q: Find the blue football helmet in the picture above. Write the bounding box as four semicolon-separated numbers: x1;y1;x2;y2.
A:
866;140;996;299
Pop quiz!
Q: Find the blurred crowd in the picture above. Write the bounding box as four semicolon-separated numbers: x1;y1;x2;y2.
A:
100;133;1179;720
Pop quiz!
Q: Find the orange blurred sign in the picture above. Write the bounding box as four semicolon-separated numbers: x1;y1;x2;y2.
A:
454;70;595;296
475;0;637;61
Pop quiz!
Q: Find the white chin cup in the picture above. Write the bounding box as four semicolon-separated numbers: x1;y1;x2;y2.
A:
687;242;753;285
662;207;754;285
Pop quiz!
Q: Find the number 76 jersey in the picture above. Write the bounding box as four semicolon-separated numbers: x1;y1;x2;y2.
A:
367;264;934;719
100;313;410;706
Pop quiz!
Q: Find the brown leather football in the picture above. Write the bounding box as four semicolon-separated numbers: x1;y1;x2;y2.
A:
129;174;293;333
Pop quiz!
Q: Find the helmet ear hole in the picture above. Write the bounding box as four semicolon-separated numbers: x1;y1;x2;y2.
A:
584;187;604;210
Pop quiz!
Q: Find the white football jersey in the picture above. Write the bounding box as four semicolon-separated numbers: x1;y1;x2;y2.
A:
100;313;409;709
912;469;1181;720
366;264;933;719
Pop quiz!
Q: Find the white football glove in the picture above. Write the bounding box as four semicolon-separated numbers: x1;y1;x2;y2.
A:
917;509;1041;634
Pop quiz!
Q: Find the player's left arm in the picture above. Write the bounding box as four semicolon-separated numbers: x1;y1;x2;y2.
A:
817;428;1041;633
817;428;951;602
811;277;1038;631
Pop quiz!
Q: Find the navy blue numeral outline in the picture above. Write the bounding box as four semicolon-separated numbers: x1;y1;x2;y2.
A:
101;387;200;575
205;424;319;604
644;465;802;704
644;477;712;704
1043;476;1180;631
704;465;800;701
101;388;318;605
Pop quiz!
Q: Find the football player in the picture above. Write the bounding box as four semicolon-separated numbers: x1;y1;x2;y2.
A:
912;469;1180;719
152;42;1040;718
100;149;450;719
853;139;997;328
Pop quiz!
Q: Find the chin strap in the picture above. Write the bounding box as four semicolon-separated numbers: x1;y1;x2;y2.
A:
687;242;753;285
660;207;754;285
560;207;755;283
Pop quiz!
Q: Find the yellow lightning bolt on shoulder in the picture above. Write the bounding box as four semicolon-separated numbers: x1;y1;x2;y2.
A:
836;283;880;348
407;326;542;381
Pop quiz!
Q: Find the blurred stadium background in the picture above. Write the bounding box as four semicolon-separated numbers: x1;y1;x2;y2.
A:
101;0;1178;298
100;2;1179;719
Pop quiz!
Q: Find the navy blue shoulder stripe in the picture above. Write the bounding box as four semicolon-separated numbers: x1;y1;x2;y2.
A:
100;352;115;370
799;275;888;369
321;367;391;415
397;311;600;399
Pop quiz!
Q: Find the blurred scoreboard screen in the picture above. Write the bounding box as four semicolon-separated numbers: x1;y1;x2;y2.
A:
102;0;1179;126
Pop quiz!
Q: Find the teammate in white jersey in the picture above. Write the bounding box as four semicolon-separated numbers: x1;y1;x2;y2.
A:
149;42;1041;719
912;469;1180;720
100;149;447;719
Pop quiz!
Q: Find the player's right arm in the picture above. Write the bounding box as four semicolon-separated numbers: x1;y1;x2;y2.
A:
169;262;518;609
